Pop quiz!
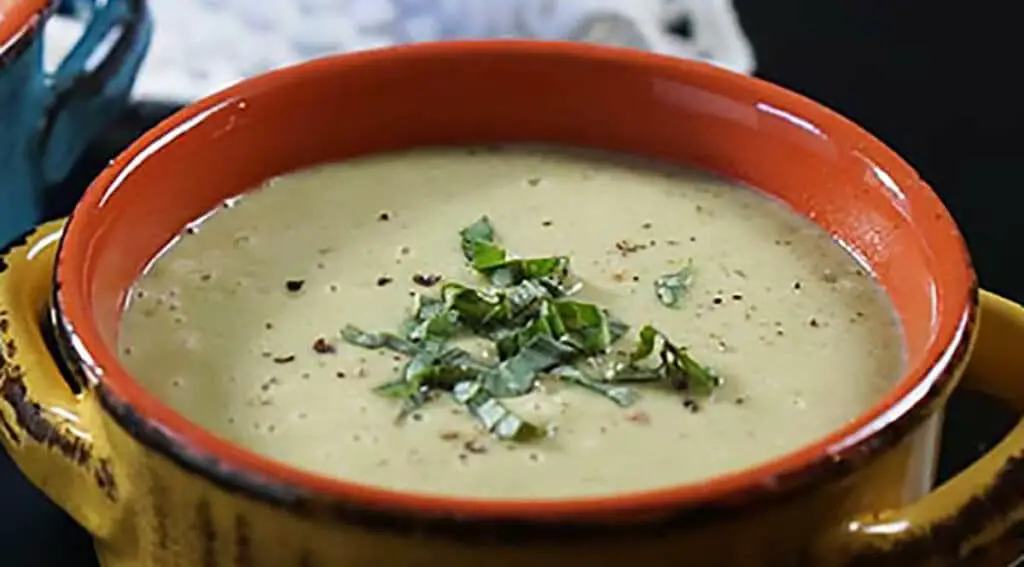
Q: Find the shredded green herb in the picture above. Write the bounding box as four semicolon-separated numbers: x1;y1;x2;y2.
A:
459;215;570;289
654;259;696;308
341;217;721;442
616;324;722;396
454;381;548;442
340;325;418;355
549;365;637;407
459;216;497;261
551;300;613;355
480;334;576;397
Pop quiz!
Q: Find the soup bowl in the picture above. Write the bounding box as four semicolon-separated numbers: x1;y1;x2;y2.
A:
1;41;1023;567
0;0;151;247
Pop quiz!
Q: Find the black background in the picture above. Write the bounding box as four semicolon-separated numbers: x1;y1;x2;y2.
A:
3;3;1022;565
732;0;1022;302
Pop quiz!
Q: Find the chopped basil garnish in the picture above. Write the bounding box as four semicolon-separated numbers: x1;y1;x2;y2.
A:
551;300;613;355
341;218;721;442
549;365;637;407
373;379;421;399
486;256;570;289
460;215;570;289
654;260;695;308
480;334;576;397
608;316;631;343
340;325;418;355
454;381;548;442
631;324;659;362
372;378;429;422
459;216;497;262
618;324;722;396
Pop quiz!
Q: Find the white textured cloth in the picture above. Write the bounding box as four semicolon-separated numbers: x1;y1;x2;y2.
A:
45;0;755;102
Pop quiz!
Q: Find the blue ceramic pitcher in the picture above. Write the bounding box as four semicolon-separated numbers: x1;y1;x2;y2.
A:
0;0;151;247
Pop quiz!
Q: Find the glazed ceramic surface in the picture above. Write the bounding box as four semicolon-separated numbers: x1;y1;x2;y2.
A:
0;0;151;247
0;42;1021;567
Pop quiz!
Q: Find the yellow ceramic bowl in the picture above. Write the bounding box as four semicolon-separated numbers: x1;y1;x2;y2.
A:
1;42;1023;567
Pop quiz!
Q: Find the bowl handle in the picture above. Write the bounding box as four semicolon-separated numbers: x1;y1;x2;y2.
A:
0;219;125;540
821;291;1024;565
35;0;152;187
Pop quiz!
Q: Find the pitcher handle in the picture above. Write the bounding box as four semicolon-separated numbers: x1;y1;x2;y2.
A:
35;0;152;186
823;291;1024;565
0;220;126;539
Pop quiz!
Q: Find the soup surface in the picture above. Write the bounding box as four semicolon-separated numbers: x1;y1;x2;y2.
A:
118;146;904;498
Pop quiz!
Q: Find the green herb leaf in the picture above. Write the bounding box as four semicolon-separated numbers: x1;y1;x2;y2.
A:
399;345;483;388
453;381;547;442
542;299;568;339
631;324;659;362
518;256;567;279
551;300;613;355
372;378;429;423
374;347;485;423
494;308;552;360
409;364;479;391
442;280;552;336
443;283;509;329
470;241;508;271
618;324;720;396
481;334;576;397
493;299;622;361
608;316;631;344
658;338;721;396
403;295;451;341
373;379;421;399
608;365;662;383
502;280;550;320
458;217;571;288
460;216;497;261
549;365;637;407
407;310;461;342
340;325;419;355
654;260;695;308
437;346;485;368
414;293;446;320
492;256;570;288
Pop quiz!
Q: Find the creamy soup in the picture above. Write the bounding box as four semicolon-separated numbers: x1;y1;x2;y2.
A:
118;146;904;498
